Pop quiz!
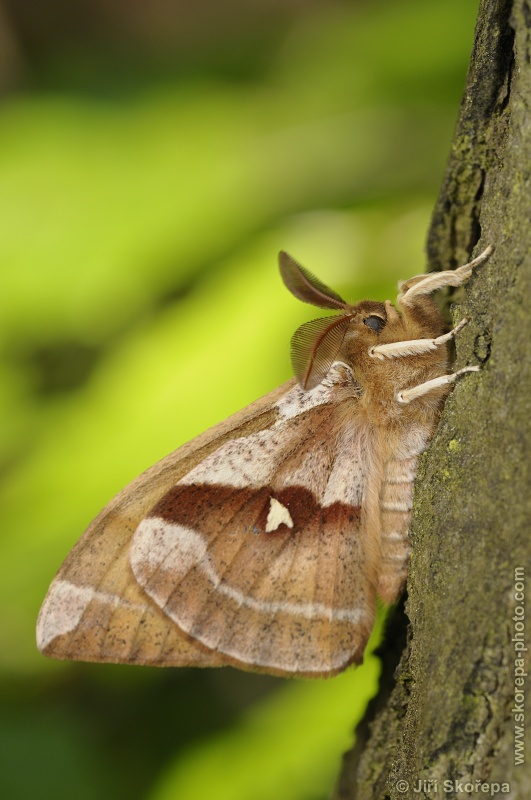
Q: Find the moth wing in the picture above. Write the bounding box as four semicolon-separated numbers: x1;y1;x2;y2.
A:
131;366;380;677
36;380;294;668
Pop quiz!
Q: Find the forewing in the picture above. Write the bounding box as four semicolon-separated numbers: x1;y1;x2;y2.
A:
131;367;379;677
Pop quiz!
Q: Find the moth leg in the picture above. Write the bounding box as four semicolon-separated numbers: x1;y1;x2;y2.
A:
369;317;469;361
396;366;479;405
398;245;493;307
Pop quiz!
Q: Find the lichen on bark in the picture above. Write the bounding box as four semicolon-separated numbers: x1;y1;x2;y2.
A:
335;2;531;797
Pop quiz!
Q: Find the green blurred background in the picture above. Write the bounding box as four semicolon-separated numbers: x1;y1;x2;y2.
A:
0;1;478;798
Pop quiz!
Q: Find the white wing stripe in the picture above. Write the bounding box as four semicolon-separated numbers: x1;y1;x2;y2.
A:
131;517;367;624
37;580;146;650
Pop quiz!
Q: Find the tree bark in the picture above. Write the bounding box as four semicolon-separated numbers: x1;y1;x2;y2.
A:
334;1;531;797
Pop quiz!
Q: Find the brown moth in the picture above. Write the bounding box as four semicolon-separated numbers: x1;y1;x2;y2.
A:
37;245;493;678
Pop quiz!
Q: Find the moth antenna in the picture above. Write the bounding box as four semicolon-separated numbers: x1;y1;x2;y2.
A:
279;251;349;310
291;315;352;390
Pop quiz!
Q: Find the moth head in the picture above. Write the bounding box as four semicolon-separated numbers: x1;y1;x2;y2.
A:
279;252;391;390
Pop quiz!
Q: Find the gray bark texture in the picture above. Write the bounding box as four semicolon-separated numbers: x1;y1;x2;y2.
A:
334;1;531;798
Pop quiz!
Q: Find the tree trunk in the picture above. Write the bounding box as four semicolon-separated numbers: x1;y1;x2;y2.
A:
334;1;531;797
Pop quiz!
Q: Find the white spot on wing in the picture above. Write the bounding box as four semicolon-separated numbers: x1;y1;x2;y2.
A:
265;497;293;532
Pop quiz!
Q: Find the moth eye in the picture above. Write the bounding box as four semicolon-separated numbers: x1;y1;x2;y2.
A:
363;315;386;333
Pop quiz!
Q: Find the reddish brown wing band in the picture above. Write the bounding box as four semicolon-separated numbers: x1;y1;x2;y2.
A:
132;484;368;675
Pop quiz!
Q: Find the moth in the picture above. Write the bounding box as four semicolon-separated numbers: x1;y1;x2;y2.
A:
37;245;493;678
